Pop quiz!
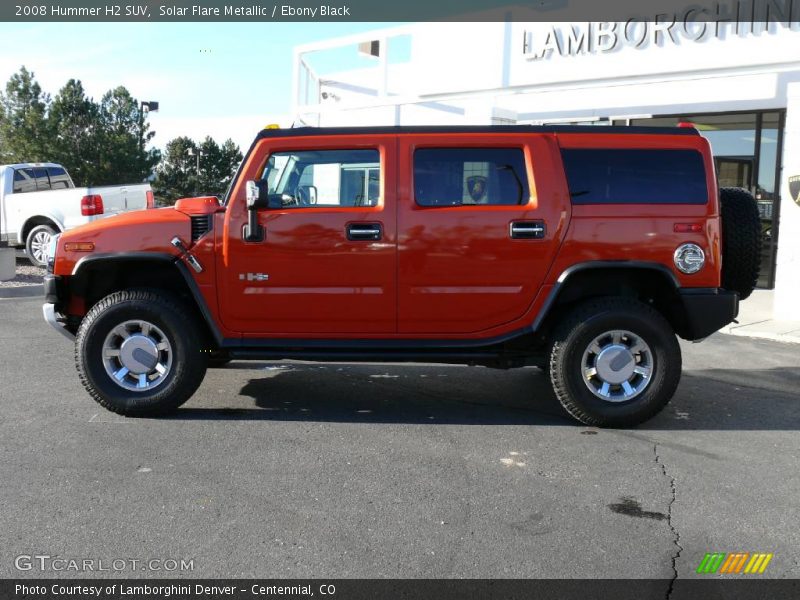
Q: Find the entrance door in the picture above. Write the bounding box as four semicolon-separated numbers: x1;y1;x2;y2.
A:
715;157;753;189
219;136;397;336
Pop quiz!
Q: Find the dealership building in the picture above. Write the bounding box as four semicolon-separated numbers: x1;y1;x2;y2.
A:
291;15;800;319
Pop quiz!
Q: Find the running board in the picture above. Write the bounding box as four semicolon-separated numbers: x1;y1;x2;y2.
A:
227;349;504;364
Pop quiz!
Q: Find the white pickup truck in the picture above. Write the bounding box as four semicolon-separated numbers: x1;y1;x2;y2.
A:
0;163;153;266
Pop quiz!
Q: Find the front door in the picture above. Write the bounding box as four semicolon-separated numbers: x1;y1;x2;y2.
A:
219;136;397;336
396;134;567;335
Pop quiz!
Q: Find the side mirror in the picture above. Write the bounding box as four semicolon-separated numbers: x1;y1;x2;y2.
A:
246;180;258;209
243;180;265;242
245;180;269;210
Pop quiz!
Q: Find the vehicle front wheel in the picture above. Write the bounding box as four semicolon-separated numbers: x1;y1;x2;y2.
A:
26;224;57;267
76;290;208;416
548;298;682;428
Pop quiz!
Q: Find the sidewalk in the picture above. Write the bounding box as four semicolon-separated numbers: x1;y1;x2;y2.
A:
720;290;800;344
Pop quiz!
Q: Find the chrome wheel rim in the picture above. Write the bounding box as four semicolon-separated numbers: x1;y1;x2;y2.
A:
581;330;653;403
30;230;52;264
102;320;173;392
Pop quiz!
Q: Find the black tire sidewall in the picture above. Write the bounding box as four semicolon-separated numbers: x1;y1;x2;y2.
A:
79;296;203;415
719;187;761;300
552;304;681;426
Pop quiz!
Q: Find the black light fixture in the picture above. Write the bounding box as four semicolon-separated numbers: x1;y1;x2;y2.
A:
138;101;159;151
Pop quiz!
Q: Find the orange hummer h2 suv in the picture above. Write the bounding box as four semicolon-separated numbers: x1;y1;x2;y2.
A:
42;125;761;427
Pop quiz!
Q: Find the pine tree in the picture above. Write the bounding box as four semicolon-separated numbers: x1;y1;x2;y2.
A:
0;66;52;163
96;86;160;185
153;136;242;205
48;79;101;185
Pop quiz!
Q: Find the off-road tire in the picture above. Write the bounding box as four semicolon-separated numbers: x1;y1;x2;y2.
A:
25;224;57;267
548;297;682;428
76;290;207;416
719;187;761;300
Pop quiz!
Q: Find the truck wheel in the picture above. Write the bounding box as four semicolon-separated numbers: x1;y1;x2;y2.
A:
719;187;761;300
548;298;682;428
75;290;208;416
26;224;57;267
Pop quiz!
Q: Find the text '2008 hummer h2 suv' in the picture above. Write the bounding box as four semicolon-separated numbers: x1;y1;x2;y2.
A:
42;125;761;427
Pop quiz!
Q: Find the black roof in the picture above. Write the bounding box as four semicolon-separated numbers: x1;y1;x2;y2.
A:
256;124;699;139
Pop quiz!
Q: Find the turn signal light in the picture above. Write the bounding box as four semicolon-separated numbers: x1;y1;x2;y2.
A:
80;195;104;216
64;242;95;252
674;223;703;233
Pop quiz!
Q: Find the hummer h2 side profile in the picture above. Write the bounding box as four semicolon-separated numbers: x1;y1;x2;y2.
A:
42;125;761;427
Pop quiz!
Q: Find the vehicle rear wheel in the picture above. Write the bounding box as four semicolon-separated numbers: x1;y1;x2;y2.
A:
719;187;761;300
548;297;682;428
26;224;57;267
76;290;208;416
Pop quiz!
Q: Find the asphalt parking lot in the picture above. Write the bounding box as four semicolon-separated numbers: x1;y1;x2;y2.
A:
1;296;799;585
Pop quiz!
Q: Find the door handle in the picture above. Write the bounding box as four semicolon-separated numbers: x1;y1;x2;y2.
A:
509;220;546;240
347;222;382;241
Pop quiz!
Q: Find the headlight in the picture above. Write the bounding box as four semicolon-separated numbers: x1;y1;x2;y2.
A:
45;234;60;272
673;243;705;274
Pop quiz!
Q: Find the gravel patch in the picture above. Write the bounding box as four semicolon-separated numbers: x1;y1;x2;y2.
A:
0;259;46;288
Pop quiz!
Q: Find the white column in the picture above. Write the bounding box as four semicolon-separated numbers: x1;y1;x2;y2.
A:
773;82;800;320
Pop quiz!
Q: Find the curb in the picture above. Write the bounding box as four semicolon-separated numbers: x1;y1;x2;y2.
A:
0;285;43;299
720;328;800;345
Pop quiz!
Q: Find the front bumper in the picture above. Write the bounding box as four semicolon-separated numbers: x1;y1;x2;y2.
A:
42;274;74;341
43;303;75;341
678;288;739;341
43;273;62;304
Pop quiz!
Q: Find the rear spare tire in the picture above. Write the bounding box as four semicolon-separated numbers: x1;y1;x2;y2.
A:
719;187;761;300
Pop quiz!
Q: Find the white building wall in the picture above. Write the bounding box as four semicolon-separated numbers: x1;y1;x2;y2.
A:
774;82;800;319
295;22;800;310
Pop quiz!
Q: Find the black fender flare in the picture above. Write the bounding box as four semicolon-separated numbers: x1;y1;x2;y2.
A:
531;260;680;331
71;252;224;345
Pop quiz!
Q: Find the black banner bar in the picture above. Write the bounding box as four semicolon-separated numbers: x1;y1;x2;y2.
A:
4;579;800;600
4;0;800;23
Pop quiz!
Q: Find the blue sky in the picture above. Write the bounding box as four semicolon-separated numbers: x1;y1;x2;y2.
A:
0;22;395;151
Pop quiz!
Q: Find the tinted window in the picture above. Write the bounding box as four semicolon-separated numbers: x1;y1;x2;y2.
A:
561;149;708;205
32;167;50;191
414;148;529;206
261;149;380;207
13;169;36;194
47;167;71;189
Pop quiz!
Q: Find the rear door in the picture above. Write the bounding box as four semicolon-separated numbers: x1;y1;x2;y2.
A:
397;134;568;335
